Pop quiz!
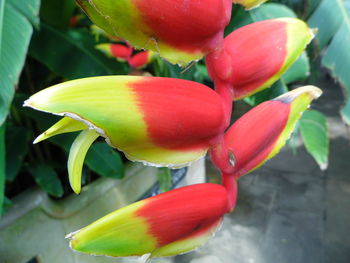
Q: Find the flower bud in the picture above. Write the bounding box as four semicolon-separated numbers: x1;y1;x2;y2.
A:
210;86;322;177
67;183;228;257
206;18;315;100
128;51;156;69
96;43;133;61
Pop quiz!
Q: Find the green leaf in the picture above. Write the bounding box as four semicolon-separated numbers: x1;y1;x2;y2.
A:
40;0;76;29
0;0;40;125
286;121;300;155
300;110;329;170
28;162;64;197
5;125;32;181
157;168;172;193
0;123;5;216
85;142;124;179
244;79;288;106
249;3;297;20
8;0;40;27
2;196;12;213
308;0;350;124
282;52;310;84
29;23;128;80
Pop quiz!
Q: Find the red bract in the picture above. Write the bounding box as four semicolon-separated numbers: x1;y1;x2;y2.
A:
110;44;133;60
76;0;232;65
206;18;314;101
128;51;155;69
68;183;229;257
210;86;321;211
96;43;133;61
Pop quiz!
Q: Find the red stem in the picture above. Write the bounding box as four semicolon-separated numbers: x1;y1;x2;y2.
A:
215;81;234;126
222;173;238;213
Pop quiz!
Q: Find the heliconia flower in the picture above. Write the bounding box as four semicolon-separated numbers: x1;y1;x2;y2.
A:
210;86;322;178
24;76;227;193
206;18;315;101
128;51;156;69
67;183;229;257
232;0;269;9
96;43;133;61
76;0;233;65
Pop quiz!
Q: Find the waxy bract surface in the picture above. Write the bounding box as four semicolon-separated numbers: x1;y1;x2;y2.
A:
220;86;322;177
206;18;314;100
68;183;228;257
76;0;232;65
24;76;227;167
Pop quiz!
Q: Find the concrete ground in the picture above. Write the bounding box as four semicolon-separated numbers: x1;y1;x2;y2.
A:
168;77;350;263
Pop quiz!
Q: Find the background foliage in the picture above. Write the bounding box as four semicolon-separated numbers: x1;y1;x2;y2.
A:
2;0;348;215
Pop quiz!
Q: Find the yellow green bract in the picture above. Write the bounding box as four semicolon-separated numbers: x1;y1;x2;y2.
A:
233;0;269;9
266;86;322;160
25;76;209;167
76;0;203;65
151;218;222;257
24;76;212;193
68;201;158;256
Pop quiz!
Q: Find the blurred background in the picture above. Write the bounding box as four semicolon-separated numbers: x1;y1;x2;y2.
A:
0;0;349;262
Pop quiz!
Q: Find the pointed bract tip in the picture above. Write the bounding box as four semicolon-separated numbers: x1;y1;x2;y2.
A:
275;86;322;104
23;99;31;108
311;27;318;38
320;162;328;171
33;134;46;144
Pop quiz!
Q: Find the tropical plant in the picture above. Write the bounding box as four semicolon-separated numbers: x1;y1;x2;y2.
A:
2;0;343;259
22;0;324;259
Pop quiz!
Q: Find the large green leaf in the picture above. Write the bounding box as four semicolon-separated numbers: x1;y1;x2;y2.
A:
85;142;124;179
28;162;64;197
157;168;172;193
0;0;40;125
0;124;5;215
282;52;310;85
5;126;32;181
29;23;128;80
300;110;329;170
244;79;288;106
308;0;350;124
40;0;76;29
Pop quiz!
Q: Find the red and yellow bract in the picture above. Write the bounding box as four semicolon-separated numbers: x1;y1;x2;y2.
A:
76;0;232;65
96;43;133;61
24;76;227;193
128;51;156;69
206;18;314;102
68;183;228;257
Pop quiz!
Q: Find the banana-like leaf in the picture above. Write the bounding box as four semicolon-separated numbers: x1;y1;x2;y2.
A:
300;110;329;170
0;124;5;215
308;0;350;124
29;23;129;79
0;0;40;125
